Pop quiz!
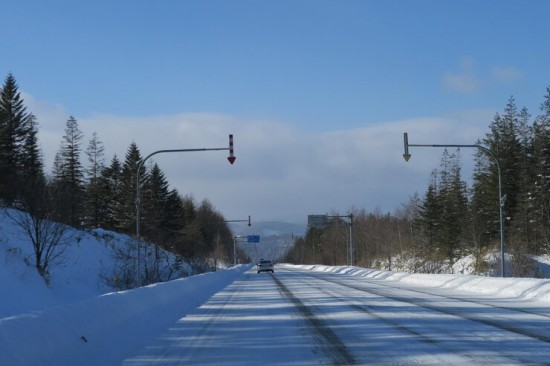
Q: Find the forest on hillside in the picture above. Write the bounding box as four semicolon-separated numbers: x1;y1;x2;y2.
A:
0;73;246;287
285;89;550;277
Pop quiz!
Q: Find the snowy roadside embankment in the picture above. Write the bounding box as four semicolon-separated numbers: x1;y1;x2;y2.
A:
0;265;250;366
287;264;550;303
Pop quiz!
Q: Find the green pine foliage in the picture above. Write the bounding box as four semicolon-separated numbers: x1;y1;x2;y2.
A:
0;73;31;206
117;142;144;234
84;131;106;228
0;73;241;280
290;88;550;276
51;116;86;226
532;88;550;248
98;154;124;230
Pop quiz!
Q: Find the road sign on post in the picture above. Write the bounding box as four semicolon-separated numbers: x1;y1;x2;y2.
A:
308;215;328;228
247;235;260;243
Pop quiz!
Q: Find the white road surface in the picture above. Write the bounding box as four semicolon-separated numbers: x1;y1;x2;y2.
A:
123;264;550;365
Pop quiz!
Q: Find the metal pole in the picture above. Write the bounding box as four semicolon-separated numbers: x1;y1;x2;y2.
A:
327;214;354;266
350;213;354;266
233;236;237;266
225;216;251;267
232;235;248;266
135;184;141;287
135;140;234;288
403;132;506;277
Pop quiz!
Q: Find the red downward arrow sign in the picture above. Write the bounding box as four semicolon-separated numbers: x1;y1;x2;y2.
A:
227;156;236;165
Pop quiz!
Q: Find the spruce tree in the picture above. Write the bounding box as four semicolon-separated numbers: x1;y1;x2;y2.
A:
438;149;468;264
419;171;442;253
0;73;29;205
141;163;171;243
174;195;199;258
163;188;185;251
532;87;550;246
99;154;124;230
511;107;538;251
51;116;85;226
84;132;106;227
19;113;46;213
499;97;524;223
117;142;146;234
472;98;523;250
419;149;468;265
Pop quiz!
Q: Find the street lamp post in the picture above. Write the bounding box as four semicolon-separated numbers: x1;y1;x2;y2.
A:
225;216;251;266
135;135;236;287
402;132;506;277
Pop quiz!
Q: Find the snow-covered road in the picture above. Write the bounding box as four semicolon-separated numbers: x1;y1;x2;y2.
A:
123;265;550;365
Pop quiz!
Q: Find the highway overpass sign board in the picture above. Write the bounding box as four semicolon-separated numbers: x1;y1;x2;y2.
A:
308;214;328;228
247;235;260;243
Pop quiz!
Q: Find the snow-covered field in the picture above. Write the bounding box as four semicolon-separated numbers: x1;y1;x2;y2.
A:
3;210;550;365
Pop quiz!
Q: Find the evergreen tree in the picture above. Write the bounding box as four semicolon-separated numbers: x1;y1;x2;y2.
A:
532;87;550;246
419;171;442;252
405;192;426;262
499;97;524;222
471;142;499;250
117;142;146;234
20;114;44;184
438;149;468;263
173;196;202;259
0;73;29;205
472;97;524;249
162;188;185;251
99;154;124;230
51;116;85;226
195;199;223;257
511;107;538;251
141;163;171;243
19;114;46;214
84;132;106;227
418;149;468;265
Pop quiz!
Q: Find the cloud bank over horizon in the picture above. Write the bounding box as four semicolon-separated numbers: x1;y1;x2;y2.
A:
25;94;491;224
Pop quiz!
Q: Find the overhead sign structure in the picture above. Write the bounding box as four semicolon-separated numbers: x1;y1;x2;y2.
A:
247;235;260;243
308;214;328;228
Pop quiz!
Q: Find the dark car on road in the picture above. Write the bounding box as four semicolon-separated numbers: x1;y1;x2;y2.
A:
257;259;274;273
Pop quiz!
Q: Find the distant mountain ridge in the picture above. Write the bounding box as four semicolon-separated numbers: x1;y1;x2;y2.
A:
229;221;306;263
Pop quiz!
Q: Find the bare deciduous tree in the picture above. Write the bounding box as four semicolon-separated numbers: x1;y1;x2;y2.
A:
6;208;73;284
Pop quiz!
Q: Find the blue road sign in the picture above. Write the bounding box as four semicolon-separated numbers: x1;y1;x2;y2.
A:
247;235;260;243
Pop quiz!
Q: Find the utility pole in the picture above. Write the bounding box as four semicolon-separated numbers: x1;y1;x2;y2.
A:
226;215;252;266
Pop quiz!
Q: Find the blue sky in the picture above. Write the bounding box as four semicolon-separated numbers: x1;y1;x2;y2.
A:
3;1;550;224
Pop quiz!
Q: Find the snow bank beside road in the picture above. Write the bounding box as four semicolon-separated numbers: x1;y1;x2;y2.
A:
0;265;250;366
288;264;550;303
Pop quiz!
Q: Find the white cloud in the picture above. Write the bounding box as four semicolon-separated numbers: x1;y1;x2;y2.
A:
443;57;524;94
443;73;482;93
443;56;483;93
24;95;489;225
491;66;523;84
